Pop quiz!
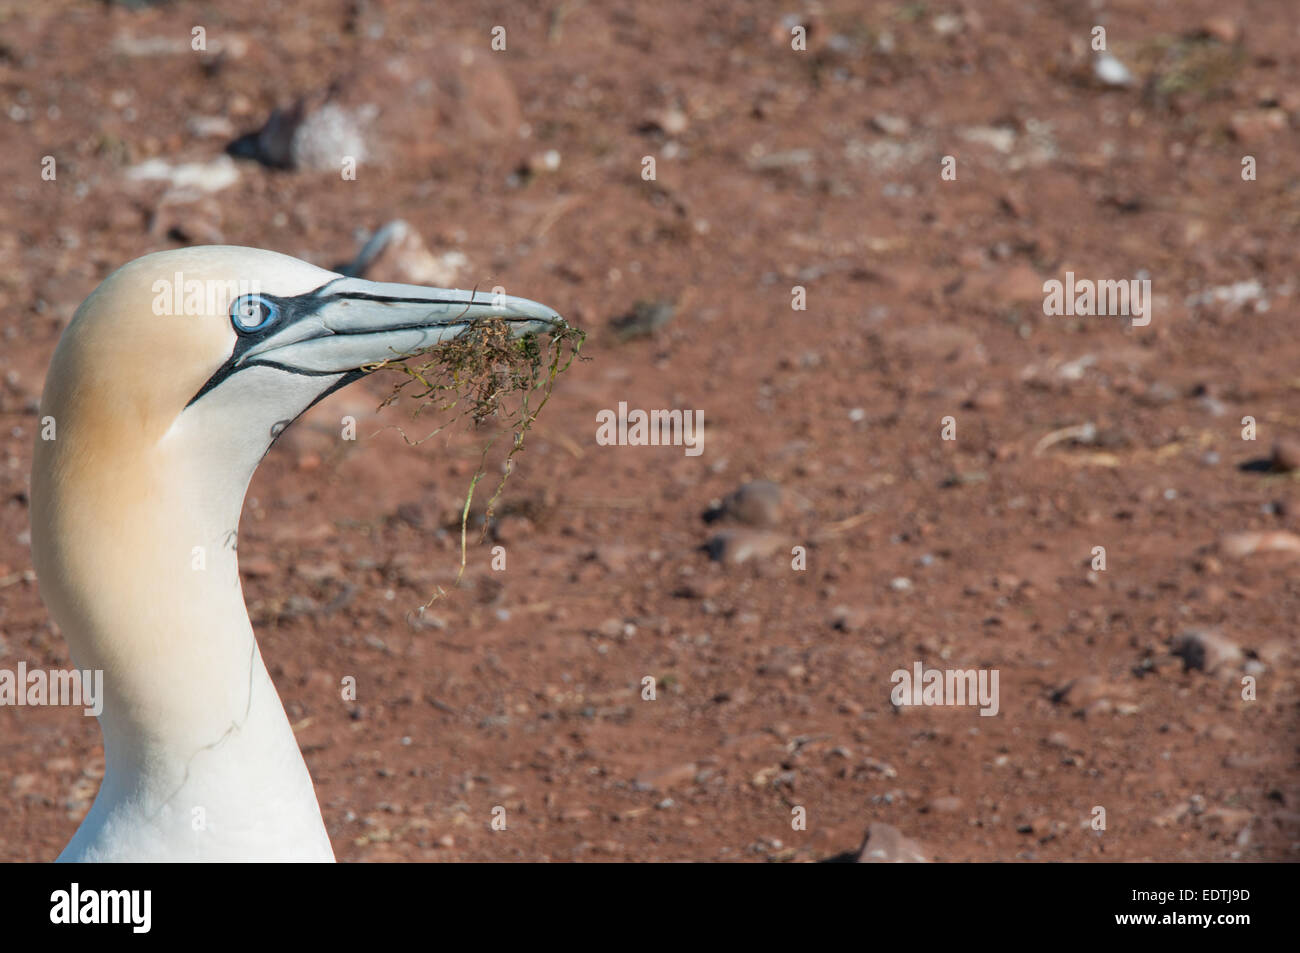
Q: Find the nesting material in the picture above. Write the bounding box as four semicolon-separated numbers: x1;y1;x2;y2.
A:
365;316;585;603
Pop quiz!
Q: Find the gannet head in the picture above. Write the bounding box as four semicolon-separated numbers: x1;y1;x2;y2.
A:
30;247;563;857
38;245;562;456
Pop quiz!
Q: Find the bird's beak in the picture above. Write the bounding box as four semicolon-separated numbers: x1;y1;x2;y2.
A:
239;276;565;376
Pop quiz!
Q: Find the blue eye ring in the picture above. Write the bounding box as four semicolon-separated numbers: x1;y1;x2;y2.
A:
230;294;279;333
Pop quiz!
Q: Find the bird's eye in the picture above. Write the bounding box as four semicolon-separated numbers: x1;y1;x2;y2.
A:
230;295;279;333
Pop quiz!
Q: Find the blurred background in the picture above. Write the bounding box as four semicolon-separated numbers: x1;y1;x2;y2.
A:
1;0;1298;861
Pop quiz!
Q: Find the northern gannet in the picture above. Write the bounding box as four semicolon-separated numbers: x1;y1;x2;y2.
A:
30;246;563;861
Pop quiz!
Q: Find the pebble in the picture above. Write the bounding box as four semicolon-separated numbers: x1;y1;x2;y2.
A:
1171;629;1243;673
924;796;963;814
1200;17;1241;44
125;156;240;193
634;762;698;792
829;605;867;632
609;300;676;340
1052;675;1125;716
1220;530;1300;558
855;822;928;863
703;481;783;528
1270;438;1300;472
703;529;785;565
239;555;277;578
1094;52;1135;88
343;220;467;287
1228;109;1287;144
870;113;910;136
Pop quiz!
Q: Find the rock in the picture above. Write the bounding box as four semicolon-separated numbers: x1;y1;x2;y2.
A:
829;605;867;632
884;323;988;368
1171;629;1243;673
147;194;226;245
963;388;1004;411
1197;807;1252;836
856;822;928;862
295;561;343;584
523;149;562;175
125;156;240;193
590;545;632;574
1052;675;1126;716
958;125;1016;154
634;762;698;792
925;796;963;814
703;480;783;528
1256;639;1289;665
187;115;237;139
1220;530;1300;558
640;107;688;136
1270;438;1300;472
703;529;785;565
1200;17;1241;44
491;514;535;543
931;13;964;36
1094;52;1135;88
239;555;277;578
870;113;910;136
343;220;468;288
229;88;376;170
1228;109;1288;144
228;46;520;172
609;300;675;340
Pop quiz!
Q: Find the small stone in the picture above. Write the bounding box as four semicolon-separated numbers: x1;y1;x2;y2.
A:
239;555;277;578
925;796;963;814
871;114;910;136
1171;629;1243;673
642;107;688;136
1270;438;1300;472
703;529;785;565
963;388;1004;411
856;822;928;863
931;13;964;36
591;545;632;573
1228;109;1288;144
1094;52;1134;88
829;605;867;632
344;220;467;288
1219;530;1300;558
525;149;562;174
610;300;675;340
1198;807;1252;836
1200;17;1241;44
634;762;698;792
1052;675;1124;716
703;481;783;528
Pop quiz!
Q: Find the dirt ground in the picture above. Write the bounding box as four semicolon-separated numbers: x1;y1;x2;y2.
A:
1;0;1298;862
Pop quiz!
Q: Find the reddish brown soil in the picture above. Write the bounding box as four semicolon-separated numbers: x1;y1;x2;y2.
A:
1;0;1298;862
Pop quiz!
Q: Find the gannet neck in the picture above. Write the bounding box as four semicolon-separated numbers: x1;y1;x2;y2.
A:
33;391;333;861
30;245;565;862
